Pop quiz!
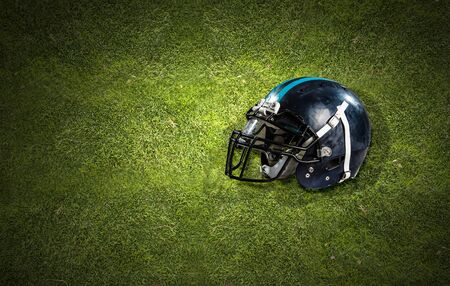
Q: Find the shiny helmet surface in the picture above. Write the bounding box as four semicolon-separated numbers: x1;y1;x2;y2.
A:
225;77;371;189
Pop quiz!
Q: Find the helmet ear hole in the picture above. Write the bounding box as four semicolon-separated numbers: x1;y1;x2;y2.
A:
325;156;344;171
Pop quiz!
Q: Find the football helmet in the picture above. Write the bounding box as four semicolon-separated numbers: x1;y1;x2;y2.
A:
225;77;371;189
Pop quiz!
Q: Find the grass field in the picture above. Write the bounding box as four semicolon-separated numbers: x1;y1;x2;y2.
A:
1;0;449;284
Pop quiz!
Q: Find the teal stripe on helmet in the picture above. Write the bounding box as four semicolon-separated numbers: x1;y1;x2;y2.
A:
269;77;336;102
266;78;294;99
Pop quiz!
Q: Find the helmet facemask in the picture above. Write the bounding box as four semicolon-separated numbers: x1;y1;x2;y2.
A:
225;100;320;182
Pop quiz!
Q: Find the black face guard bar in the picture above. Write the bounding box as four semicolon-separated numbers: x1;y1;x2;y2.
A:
225;109;323;182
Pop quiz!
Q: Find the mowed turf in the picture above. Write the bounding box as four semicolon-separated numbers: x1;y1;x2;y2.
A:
1;0;449;284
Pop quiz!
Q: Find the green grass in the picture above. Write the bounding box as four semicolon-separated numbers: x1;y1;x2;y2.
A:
1;0;449;284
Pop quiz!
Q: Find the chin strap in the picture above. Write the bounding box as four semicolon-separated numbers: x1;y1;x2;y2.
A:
312;100;352;183
315;101;349;138
338;107;351;182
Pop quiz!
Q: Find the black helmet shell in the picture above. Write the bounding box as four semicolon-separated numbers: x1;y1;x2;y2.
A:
225;77;371;189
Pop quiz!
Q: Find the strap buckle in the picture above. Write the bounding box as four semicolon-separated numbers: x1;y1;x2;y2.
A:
340;171;351;182
328;115;340;128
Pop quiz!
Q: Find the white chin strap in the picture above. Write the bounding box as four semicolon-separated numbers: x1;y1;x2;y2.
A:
338;105;351;182
315;99;352;182
261;99;352;182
